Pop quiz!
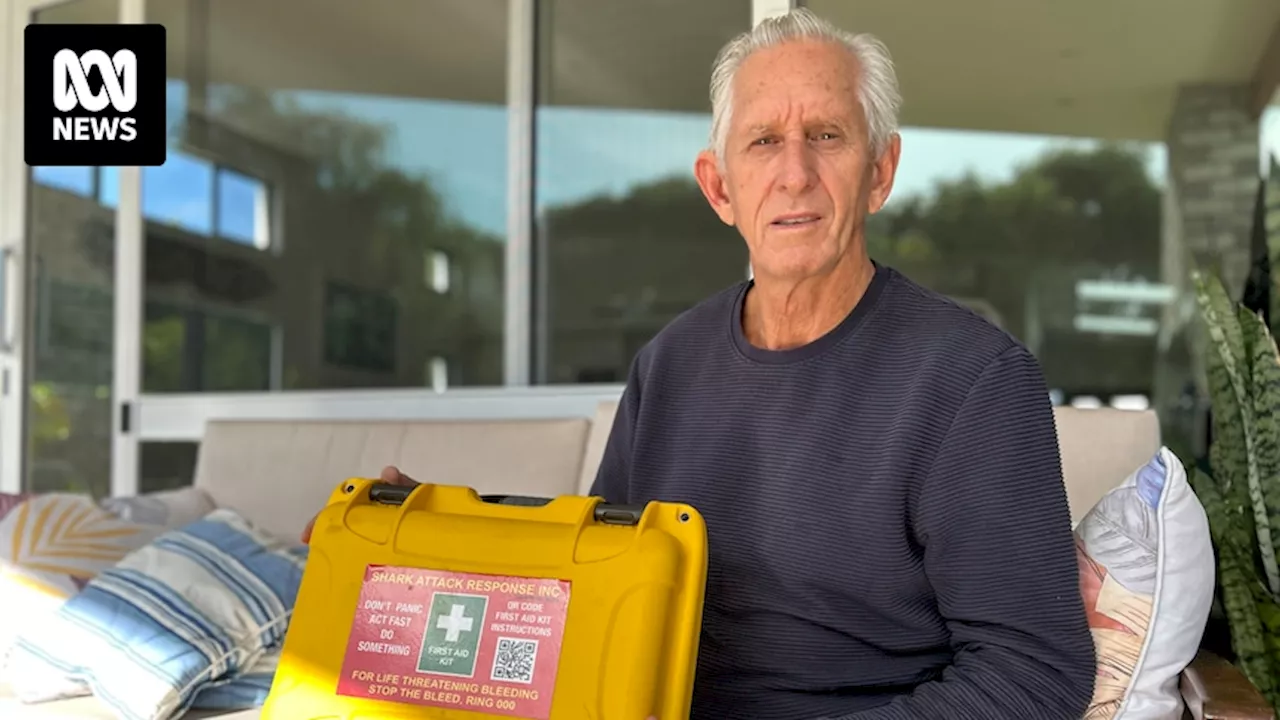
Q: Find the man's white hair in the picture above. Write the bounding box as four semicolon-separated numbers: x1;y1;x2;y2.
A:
707;8;902;161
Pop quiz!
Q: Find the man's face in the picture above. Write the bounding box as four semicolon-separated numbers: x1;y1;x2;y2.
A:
695;40;900;283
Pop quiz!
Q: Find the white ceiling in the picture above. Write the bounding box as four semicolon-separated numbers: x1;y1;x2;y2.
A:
805;0;1280;140
141;0;746;116
33;0;1280;142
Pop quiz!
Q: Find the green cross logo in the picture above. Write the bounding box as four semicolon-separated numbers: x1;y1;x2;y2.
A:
418;593;487;677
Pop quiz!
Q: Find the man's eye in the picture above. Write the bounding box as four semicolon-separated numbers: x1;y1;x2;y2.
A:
814;132;838;141
752;137;775;146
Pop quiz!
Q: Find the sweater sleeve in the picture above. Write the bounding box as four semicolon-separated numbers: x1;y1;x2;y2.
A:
832;345;1096;720
588;355;644;504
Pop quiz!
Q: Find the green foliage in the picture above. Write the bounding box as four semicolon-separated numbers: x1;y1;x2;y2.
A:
867;142;1162;280
1267;156;1280;337
866;142;1163;396
1191;269;1280;709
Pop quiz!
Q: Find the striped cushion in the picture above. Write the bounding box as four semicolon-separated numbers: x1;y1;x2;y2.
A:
3;509;306;720
0;493;172;703
189;646;281;711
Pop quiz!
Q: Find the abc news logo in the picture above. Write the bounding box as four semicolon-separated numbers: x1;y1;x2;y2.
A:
53;48;139;142
25;23;166;167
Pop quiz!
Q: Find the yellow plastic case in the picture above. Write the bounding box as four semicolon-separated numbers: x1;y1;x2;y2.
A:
261;478;708;720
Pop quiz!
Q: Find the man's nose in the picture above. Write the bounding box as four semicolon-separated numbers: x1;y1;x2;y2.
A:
776;140;818;194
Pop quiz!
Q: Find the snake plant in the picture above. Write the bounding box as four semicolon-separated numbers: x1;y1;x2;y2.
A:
1191;269;1280;710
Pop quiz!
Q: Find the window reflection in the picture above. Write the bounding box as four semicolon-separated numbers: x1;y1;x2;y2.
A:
874;132;1166;407
24;0;121;497
136;0;509;391
534;0;754;384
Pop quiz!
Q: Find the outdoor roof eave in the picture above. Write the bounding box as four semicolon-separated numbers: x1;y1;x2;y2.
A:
1251;20;1280;118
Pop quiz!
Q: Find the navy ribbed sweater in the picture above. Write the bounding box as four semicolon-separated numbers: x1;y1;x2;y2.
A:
590;263;1096;720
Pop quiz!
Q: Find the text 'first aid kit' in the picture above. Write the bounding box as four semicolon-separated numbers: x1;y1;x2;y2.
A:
261;479;708;719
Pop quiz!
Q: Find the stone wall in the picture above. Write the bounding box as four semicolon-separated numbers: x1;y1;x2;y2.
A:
1166;84;1262;296
1157;83;1262;458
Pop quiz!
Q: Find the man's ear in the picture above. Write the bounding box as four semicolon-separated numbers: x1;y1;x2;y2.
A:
694;150;736;226
868;133;902;215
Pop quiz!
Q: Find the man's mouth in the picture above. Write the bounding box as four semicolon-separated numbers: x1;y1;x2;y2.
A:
771;214;821;227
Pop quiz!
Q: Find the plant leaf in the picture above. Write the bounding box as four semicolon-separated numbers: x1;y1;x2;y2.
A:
1195;271;1280;597
1193;468;1280;706
1243;307;1280;584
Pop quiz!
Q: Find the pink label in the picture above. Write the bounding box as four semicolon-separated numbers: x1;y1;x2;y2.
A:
336;565;570;719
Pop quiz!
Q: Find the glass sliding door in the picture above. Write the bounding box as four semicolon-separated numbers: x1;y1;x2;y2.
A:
532;0;753;385
132;0;512;490
0;0;22;494
3;0;124;497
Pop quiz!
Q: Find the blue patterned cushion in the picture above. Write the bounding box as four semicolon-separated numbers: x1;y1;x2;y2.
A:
190;646;282;710
4;509;306;720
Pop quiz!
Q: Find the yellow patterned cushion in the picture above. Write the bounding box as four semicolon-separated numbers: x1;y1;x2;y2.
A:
0;493;161;598
0;493;167;702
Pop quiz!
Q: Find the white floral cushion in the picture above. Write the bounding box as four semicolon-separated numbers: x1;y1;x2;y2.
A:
1075;446;1215;718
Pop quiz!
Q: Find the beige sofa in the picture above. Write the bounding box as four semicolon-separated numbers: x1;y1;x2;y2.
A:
2;403;1270;719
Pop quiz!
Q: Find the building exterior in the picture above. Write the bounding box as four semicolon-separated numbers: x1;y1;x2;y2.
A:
0;0;1278;496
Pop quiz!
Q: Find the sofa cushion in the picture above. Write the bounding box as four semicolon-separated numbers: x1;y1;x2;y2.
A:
100;486;217;527
189;646;281;711
1075;447;1215;718
1053;407;1161;525
0;487;216;694
0;681;131;719
577;400;620;495
4;509;306;720
0;487;214;596
575;403;1162;519
195;418;591;540
0;492;163;601
0;682;261;720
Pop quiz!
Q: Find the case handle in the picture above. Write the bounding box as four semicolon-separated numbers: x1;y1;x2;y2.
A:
364;483;647;526
366;483;414;505
479;494;553;507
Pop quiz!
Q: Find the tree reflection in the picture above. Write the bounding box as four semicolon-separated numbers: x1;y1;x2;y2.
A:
27;85;1171;494
543;141;1164;394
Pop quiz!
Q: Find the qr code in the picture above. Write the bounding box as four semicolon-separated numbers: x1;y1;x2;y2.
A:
490;637;538;684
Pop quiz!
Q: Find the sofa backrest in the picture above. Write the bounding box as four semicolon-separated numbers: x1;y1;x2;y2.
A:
193;399;1161;540
193;417;591;541
575;401;1162;525
575;400;621;495
1054;406;1161;522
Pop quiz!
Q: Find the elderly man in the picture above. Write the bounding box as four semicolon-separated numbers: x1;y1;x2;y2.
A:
308;8;1096;719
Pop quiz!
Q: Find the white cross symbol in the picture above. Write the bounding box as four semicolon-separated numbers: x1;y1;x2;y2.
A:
436;604;474;643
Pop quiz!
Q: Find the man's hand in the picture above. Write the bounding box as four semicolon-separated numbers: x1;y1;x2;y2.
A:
300;465;418;544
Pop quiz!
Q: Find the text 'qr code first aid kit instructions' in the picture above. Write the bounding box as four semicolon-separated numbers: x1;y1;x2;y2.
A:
260;479;709;720
336;566;570;719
